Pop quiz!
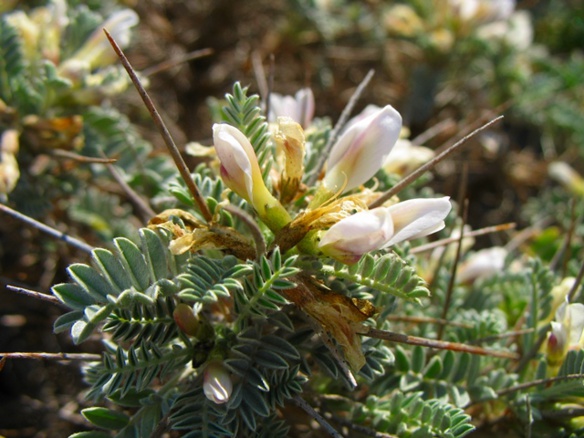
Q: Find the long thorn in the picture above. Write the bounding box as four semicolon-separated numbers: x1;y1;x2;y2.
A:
306;69;375;186
103;29;213;223
386;314;473;328
360;327;519;360
410;222;516;254
0;203;93;254
369;115;504;208
293;396;343;438
496;373;584;398
5;285;65;307
0;352;101;361
104;159;156;223
52;149;117;164
437;197;468;340
411;118;454;145
141;48;213;77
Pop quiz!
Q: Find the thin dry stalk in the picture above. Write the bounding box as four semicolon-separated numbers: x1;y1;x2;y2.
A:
0;203;94;254
293;395;343;438
0;352;101;361
6;285;64;307
410;222;516;254
369;116;504;208
437;198;468;341
103;29;213;223
361;327;519;360
141;48;213;77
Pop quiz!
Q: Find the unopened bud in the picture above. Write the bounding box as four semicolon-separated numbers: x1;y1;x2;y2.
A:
173;303;199;336
203;361;233;404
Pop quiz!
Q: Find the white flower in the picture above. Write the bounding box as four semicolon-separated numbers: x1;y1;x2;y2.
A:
318;207;394;264
547;300;584;367
323;105;402;194
457;247;508;283
448;0;515;22
478;10;533;50
319;197;451;264
383;138;435;176
203;361;233;404
382;197;452;247
269;88;315;128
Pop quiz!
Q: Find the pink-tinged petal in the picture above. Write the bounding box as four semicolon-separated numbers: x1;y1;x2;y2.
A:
213;124;292;231
295;88;315;128
547;320;568;366
383;197;451;247
213;123;260;202
269;88;315;128
319;208;394;264
324;105;402;193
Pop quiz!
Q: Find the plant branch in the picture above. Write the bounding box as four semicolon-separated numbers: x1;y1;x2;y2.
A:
385;314;473;329
103;29;213;223
369;115;504;208
410;222;516;254
103;160;157;223
0;203;94;254
411;118;454;145
0;352;101;361
496;373;584;398
52;149;117;163
437;197;468;340
141;48;213;77
360;327;519;360
5;285;65;307
293;395;343;438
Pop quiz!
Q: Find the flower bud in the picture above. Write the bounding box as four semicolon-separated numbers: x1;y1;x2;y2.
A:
203;361;233;404
173;303;199;336
323;105;402;195
269;88;315;128
546;321;568;368
546;301;584;368
274;117;305;204
213;123;291;231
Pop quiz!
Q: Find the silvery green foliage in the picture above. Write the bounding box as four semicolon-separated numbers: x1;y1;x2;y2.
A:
50;83;584;438
47;85;478;437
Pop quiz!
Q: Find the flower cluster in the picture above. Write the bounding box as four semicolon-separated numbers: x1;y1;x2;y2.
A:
212;94;451;265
